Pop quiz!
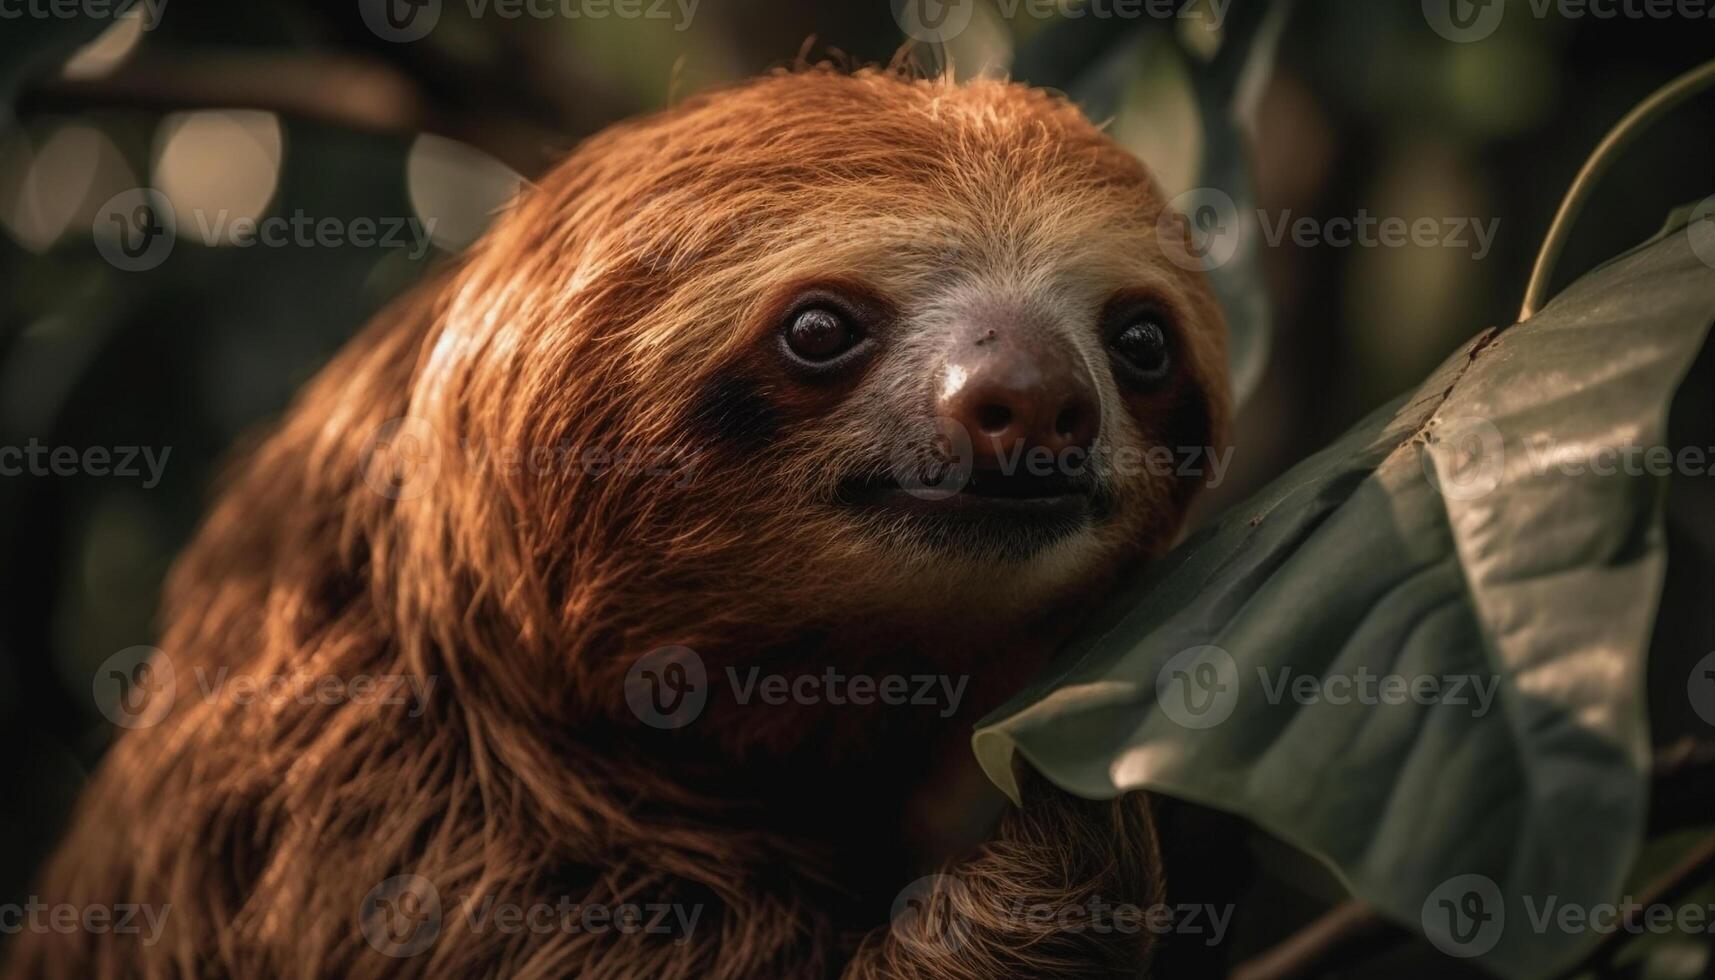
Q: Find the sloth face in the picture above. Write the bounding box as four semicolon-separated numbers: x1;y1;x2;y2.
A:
784;281;1199;565
443;69;1229;622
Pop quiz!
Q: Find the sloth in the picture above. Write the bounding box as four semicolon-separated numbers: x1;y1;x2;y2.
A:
14;65;1229;978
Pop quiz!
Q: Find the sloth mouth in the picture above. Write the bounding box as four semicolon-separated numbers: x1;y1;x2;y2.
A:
836;466;1106;557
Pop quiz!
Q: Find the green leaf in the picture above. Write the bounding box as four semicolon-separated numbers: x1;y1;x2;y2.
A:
973;220;1715;979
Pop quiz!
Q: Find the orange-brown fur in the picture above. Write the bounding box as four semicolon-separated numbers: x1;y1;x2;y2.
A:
13;66;1229;978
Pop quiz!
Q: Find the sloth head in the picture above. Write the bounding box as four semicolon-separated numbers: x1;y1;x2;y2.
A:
376;67;1230;662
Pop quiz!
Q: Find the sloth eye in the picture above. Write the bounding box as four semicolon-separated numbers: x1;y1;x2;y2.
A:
1110;316;1173;386
783;306;859;363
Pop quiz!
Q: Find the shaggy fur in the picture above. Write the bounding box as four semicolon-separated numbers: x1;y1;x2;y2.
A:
13;66;1228;978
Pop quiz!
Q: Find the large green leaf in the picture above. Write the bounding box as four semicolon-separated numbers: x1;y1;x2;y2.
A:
973;218;1715;979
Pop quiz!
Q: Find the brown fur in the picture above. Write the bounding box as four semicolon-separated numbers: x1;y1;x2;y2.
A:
13;66;1228;978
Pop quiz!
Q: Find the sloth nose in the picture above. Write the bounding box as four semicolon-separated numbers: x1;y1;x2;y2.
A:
939;322;1100;466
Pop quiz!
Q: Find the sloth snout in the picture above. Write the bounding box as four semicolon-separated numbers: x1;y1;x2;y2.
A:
939;321;1100;467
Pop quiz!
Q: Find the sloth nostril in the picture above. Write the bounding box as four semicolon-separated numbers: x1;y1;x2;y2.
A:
1055;406;1081;439
976;404;1013;435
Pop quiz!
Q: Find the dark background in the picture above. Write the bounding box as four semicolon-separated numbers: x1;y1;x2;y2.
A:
1;1;1712;975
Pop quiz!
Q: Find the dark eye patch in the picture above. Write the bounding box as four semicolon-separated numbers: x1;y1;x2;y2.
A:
1101;293;1180;390
773;286;887;381
690;372;781;451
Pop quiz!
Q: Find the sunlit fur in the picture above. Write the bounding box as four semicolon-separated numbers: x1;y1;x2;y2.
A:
15;65;1228;978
